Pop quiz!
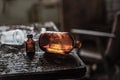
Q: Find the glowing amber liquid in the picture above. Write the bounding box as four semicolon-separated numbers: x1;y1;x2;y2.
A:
39;31;74;54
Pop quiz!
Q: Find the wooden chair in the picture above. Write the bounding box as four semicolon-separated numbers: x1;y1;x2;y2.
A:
71;11;120;78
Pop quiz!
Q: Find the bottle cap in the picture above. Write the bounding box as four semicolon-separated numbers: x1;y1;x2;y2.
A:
27;34;33;38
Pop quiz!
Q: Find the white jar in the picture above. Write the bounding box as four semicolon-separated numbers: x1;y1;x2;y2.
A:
0;29;25;45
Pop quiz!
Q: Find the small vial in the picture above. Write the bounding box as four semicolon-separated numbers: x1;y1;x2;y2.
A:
26;34;35;60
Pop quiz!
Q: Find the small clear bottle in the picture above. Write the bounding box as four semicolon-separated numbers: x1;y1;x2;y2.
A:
26;34;35;60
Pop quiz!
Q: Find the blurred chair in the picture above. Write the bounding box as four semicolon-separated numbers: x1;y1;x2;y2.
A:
71;11;120;78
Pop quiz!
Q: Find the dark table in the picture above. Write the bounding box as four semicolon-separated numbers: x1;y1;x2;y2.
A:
0;25;86;80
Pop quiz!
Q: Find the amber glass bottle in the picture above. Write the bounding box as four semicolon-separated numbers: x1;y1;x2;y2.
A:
26;34;35;60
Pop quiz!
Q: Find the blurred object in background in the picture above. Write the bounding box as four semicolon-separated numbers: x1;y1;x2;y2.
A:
0;0;120;32
71;11;120;80
0;0;62;31
28;2;40;23
44;21;59;31
62;0;107;32
42;0;61;6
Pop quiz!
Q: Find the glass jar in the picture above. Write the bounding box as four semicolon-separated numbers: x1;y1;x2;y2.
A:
39;31;80;55
0;29;25;45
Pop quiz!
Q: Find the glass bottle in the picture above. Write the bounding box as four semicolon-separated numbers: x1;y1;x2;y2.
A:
39;31;74;55
26;34;35;60
0;29;25;45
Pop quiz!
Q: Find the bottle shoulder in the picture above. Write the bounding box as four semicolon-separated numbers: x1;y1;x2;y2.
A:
26;38;35;44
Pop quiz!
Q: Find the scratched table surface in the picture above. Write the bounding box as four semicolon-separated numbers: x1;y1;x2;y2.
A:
0;25;86;80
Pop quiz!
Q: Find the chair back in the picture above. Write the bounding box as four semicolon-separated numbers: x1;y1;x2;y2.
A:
105;11;120;63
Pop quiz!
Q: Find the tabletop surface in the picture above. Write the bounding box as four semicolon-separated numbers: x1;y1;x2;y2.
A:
0;25;86;79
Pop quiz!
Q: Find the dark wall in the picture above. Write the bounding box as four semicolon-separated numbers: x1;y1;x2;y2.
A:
62;0;106;32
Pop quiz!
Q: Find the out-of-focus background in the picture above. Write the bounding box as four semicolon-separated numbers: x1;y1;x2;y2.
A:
0;0;120;31
0;0;62;27
0;0;120;80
